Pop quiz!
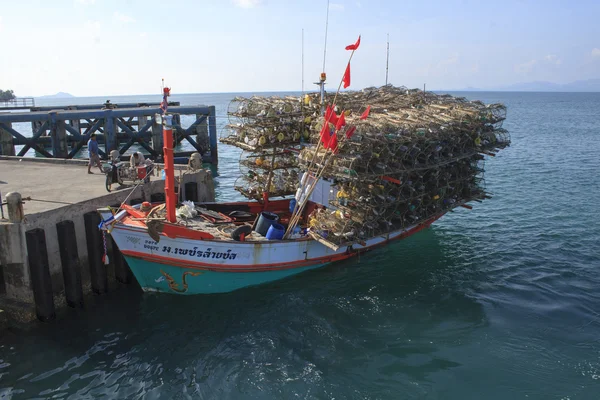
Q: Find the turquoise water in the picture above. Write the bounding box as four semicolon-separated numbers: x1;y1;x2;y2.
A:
1;91;600;399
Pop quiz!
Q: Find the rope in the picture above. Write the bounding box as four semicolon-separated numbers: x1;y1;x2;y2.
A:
101;230;110;265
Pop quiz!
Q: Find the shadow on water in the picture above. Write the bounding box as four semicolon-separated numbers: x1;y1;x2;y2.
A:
0;226;488;399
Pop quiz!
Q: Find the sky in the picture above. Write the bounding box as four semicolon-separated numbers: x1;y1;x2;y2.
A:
0;0;598;96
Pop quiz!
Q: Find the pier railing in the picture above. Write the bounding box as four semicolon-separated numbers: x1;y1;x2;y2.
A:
0;97;36;110
0;103;218;164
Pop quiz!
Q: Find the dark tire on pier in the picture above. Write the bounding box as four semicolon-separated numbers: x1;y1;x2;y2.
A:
105;174;112;192
231;225;253;241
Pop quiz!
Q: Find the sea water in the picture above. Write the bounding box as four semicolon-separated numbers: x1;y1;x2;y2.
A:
1;91;599;399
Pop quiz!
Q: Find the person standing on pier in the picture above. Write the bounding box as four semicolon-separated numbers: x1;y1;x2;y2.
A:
87;134;103;174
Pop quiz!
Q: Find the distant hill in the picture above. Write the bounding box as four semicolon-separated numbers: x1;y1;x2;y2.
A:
37;92;75;99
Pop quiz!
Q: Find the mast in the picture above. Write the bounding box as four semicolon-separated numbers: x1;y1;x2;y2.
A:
160;86;177;223
385;33;390;85
319;0;330;114
302;28;305;94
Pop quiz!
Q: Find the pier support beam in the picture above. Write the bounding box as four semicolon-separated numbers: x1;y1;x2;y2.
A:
25;228;56;321
195;115;209;156
56;220;84;308
0;118;14;156
103;117;117;157
84;212;108;295
208;106;218;164
51;119;69;158
151;115;163;156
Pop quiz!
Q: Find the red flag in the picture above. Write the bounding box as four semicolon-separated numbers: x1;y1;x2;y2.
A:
345;35;361;51
329;132;338;153
360;105;371;120
325;105;339;126
342;63;351;89
320;120;331;148
335;112;346;131
345;126;356;139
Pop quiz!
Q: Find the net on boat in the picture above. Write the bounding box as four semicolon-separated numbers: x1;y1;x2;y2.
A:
220;85;510;245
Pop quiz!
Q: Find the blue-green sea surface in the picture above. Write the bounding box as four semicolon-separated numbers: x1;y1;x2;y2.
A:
1;91;599;399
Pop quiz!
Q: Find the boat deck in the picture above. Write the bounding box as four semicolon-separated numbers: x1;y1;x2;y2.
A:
180;217;272;241
119;198;311;243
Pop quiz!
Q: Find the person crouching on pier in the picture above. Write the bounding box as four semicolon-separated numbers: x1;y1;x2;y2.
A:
130;151;152;183
87;133;104;174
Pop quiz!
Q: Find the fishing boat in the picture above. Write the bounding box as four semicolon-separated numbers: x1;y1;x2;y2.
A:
99;107;448;295
98;198;443;295
99;38;509;295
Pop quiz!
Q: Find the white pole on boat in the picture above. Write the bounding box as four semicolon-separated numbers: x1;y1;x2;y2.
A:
302;28;305;94
322;0;330;76
385;33;390;85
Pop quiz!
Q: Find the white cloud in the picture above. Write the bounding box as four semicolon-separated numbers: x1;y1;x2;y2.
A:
139;32;148;38
232;0;262;8
113;12;136;23
75;0;96;4
516;59;537;73
0;16;3;31
592;48;600;58
544;54;562;65
330;3;345;11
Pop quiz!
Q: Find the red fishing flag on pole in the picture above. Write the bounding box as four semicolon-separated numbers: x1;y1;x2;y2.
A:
320;107;337;148
360;105;371;120
329;131;338;153
345;35;361;51
342;63;351;89
345;126;357;139
335;112;346;131
320;122;331;148
325;105;339;126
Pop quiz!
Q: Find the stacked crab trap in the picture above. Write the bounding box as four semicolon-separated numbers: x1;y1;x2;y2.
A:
220;85;510;248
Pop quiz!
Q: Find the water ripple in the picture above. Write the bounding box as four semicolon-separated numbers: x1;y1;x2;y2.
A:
1;92;600;399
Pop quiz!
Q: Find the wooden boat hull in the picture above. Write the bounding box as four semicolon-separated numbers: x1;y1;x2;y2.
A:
124;256;328;294
102;208;441;294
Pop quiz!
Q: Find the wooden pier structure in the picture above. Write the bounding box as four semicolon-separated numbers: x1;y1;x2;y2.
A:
0;102;218;164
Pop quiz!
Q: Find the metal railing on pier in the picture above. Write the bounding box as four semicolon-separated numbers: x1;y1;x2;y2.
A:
0;102;218;164
0;97;36;110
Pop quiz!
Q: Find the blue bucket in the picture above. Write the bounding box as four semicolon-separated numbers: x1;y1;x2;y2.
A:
289;198;297;213
265;223;285;240
255;211;279;236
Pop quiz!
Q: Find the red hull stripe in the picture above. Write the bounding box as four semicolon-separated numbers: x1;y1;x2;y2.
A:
120;216;439;273
121;249;352;272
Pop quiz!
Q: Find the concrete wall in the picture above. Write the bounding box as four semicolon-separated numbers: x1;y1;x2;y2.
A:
0;222;31;303
0;169;215;322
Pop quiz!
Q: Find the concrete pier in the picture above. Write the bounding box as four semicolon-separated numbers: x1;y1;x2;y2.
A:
0;157;215;324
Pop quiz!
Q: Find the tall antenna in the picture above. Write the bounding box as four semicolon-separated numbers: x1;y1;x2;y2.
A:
322;0;330;73
385;33;390;85
302;28;305;93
